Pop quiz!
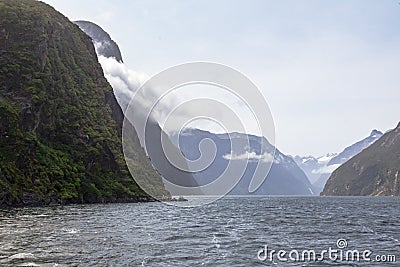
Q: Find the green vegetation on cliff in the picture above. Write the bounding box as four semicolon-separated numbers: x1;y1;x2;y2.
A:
0;0;169;206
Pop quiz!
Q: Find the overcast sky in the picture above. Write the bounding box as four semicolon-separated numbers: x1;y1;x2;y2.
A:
42;0;400;156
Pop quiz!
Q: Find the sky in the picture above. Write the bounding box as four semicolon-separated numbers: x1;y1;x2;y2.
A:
42;0;400;156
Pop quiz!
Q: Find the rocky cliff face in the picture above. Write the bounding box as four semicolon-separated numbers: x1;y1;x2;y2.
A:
0;0;169;206
74;20;123;63
322;123;400;196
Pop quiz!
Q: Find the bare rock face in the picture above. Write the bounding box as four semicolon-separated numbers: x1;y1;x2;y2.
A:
0;0;169;207
322;123;400;196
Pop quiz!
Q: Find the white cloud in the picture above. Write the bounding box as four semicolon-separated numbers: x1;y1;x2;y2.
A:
223;151;277;163
98;55;149;112
311;164;341;174
98;55;265;142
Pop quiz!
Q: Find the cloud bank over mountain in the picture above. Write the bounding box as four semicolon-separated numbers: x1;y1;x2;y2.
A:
98;56;148;112
223;151;277;163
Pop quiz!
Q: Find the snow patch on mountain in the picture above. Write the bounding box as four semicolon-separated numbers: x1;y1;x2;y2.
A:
293;130;383;194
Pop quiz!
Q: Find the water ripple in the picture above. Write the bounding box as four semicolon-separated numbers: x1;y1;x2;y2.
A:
0;197;399;266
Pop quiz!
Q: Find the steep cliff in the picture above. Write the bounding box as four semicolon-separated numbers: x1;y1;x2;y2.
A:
322;123;400;196
0;0;169;206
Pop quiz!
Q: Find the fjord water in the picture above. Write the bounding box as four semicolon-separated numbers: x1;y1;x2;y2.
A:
0;197;399;266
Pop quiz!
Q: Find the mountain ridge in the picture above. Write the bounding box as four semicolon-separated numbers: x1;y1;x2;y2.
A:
322;123;400;196
327;130;383;166
294;129;383;194
175;128;314;195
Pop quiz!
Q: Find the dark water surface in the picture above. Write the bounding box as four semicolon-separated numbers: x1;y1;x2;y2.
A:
0;197;399;266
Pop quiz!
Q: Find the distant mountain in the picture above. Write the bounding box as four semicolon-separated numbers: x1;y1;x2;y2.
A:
327;130;383;166
294;130;383;194
175;129;314;196
144;121;200;195
76;20;199;196
322;123;400;196
74;20;123;62
293;153;337;184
